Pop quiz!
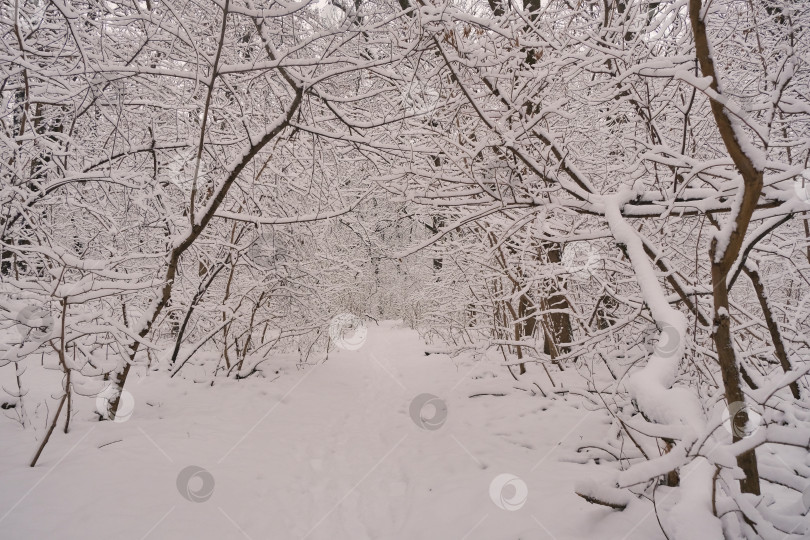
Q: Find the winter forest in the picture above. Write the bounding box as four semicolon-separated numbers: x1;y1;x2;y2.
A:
1;0;809;538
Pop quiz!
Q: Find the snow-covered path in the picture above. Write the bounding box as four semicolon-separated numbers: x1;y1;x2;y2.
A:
0;322;663;539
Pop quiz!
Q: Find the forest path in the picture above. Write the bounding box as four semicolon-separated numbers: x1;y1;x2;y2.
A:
0;322;663;539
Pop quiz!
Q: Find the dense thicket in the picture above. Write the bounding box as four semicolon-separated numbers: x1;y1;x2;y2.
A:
2;0;809;537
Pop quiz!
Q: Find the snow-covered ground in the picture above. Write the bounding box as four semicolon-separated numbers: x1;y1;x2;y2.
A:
0;322;664;539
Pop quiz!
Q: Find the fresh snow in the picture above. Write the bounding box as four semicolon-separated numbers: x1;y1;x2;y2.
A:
0;322;666;539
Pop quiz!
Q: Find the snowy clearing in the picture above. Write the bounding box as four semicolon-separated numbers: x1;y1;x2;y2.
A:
0;323;664;540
